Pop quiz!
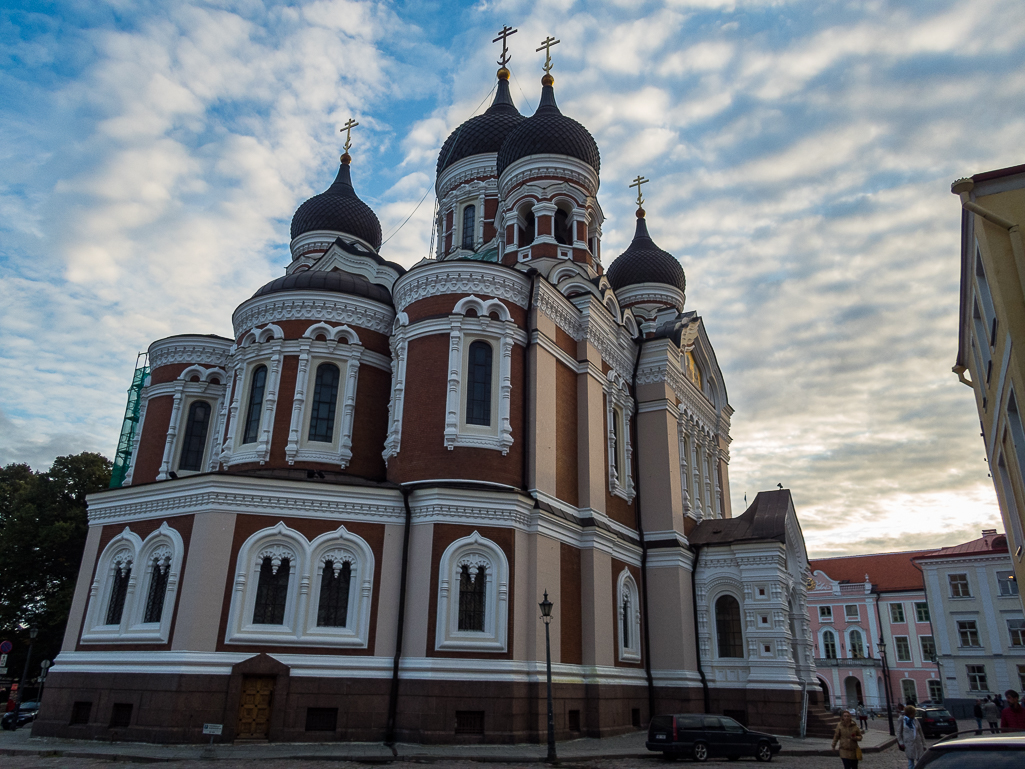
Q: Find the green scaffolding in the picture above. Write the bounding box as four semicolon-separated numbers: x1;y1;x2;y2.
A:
109;353;150;489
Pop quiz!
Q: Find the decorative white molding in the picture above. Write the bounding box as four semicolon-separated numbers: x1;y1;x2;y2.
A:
232;292;394;339
148;336;232;370
617;568;642;662
436;154;500;203
615;282;686;313
604;369;636;502
435;531;509;652
498;154;600;199
392;262;531;312
155;376;226;481
383;313;409;463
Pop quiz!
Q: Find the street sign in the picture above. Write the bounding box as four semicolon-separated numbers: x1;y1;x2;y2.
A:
0;668;7;675
0;653;7;666
0;641;12;654
202;724;223;735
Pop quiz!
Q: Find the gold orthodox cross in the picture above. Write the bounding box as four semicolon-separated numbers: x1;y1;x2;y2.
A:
536;35;560;74
340;118;359;153
493;25;517;67
630;175;649;208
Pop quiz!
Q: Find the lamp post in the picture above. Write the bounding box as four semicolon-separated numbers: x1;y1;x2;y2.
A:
876;638;895;736
929;654;944;704
13;626;38;731
539;590;556;763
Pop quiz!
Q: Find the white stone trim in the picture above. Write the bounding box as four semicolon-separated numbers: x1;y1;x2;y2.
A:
605;369;636;502
615;282;686;313
148;336;231;370
498;154;600;199
392;261;531;312
155;370;227;480
383;313;409;464
617;568;642;662
435;531;509;652
232;292;394;338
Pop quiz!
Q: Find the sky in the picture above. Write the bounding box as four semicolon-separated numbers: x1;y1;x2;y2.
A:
2;0;1023;558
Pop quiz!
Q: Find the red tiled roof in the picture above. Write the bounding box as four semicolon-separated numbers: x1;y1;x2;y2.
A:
809;550;938;592
913;532;1008;560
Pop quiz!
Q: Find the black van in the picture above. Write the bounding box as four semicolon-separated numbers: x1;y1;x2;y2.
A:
646;713;781;761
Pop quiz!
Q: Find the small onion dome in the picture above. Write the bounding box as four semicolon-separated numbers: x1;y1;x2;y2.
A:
496;77;600;178
252;269;392;305
606;211;686;293
437;70;525;175
290;157;382;250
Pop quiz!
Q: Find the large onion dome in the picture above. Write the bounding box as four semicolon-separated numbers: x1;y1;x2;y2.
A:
290;158;382;250
496;77;600;178
252;269;392;305
437;70;525;175
606;211;686;293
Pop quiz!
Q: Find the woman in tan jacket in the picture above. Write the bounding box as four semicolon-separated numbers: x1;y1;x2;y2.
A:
831;709;864;768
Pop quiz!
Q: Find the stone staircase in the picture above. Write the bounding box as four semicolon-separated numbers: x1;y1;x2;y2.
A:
805;708;843;739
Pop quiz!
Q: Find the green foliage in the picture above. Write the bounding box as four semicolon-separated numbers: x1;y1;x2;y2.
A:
0;453;111;690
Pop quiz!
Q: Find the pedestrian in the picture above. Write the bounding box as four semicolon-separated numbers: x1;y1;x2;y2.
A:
897;704;926;769
974;699;985;735
1000;689;1025;732
831;709;864;769
856;701;868;730
983;696;1001;733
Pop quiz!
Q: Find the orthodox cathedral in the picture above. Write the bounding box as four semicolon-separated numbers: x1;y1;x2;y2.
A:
35;35;820;745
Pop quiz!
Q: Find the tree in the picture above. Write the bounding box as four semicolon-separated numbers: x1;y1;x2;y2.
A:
0;453;111;696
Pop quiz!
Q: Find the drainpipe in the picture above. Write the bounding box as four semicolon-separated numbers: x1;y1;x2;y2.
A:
690;543;711;713
522;270;538;493
384;485;414;748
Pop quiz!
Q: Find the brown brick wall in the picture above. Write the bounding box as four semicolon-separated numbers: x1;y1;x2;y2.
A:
560;543;582;665
131;395;174;484
403;294;527;326
268;355;299;464
555;361;578;507
240;321;390;357
346;365;389;480
555;327;576;357
149;363;189;386
602;397;637;530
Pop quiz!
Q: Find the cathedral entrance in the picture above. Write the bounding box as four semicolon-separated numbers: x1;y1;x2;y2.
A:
236;676;275;740
843;676;862;708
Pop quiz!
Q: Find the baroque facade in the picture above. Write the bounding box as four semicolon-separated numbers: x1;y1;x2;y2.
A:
35;50;819;744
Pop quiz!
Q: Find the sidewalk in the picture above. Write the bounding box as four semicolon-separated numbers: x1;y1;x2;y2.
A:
0;723;897;764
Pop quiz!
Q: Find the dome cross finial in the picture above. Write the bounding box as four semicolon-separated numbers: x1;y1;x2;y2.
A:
630;174;649;211
493;25;518;68
339;118;359;161
536;35;560;76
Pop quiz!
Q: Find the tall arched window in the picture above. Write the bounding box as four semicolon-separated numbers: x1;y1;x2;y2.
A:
142;555;170;623
308;363;340;442
465;341;493;426
461;205;476;250
242;365;268;444
458;564;487;632
252;556;290;625
715;595;744;658
621;594;631;648
554;207;571;245
518;208;535;247
178;401;211;471
823;630;837;659
849;628;865;659
105;561;132;626
316;559;351;627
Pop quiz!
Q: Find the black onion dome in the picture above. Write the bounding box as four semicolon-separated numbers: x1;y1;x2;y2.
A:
252;269;392;305
437;77;525;174
290;162;383;250
496;83;600;177
606;215;686;293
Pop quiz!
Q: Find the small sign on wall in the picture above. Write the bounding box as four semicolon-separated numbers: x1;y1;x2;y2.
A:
202;723;223;735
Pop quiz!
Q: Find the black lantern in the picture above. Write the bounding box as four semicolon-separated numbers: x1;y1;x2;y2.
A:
538;590;556;761
539;591;553;624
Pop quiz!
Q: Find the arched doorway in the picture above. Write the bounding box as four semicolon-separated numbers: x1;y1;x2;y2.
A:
844;676;863;709
819;678;830;709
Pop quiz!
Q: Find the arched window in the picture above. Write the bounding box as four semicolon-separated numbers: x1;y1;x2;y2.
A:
518;208;535;247
316;559;351;627
554;207;571;245
178;401;211;471
308;363;340;442
715;595;744;658
823;629;837;659
465;341;493;426
242;365;268;444
105;559;132;626
612;407;625;480
621;594;631;647
252;556;290;625
849;628;865;659
461;205;476;250
458;564;487;631
617;569;641;661
142;552;171;623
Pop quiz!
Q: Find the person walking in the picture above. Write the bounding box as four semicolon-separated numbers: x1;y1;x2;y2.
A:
831;709;864;769
1001;689;1025;732
856;702;868;730
897;705;926;769
974;699;985;735
983;696;1001;733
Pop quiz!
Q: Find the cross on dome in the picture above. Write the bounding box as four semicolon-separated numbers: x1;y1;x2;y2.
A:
493;25;517;69
536;35;560;77
630;175;649;211
339;118;359;162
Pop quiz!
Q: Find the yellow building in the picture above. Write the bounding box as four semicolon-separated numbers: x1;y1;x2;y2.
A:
952;164;1025;607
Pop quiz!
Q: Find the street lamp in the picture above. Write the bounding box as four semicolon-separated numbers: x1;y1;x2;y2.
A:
929;654;944;704
876;638;895;736
539;590;556;763
13;626;38;731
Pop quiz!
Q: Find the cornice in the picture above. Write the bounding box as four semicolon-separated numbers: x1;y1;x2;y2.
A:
393;262;531;311
148;337;232;370
232;292;394;338
498;154;599;198
615;283;686;313
436;155;500;201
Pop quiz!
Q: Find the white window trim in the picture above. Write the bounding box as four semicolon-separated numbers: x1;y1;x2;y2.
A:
889;602;905;623
617;568;641;662
435;531;509;652
443;296;516;454
154;366;227;480
819;627;838;659
81;523;184;644
949;572;972;598
223;324;285;467
893;635;913;662
605;370;636;502
818;605;834;622
383;313;409;464
225;522;374;647
846;626;866;658
844;604;860;621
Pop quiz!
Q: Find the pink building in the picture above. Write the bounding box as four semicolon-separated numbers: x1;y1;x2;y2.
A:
808;551;942;710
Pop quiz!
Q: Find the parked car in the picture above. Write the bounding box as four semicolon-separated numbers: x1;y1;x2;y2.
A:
915;706;957;738
916;733;1025;767
1;701;40;730
646;713;782;762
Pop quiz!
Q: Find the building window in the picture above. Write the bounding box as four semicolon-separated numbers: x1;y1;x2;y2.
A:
105;561;132;626
618;569;641;662
461;204;476;250
611;407;625;480
554;207;571;245
822;630;837;659
465;341;493;426
915;602;930;623
142;554;171;624
901;679;918;705
308;363;340;442
178;401;211;471
606;371;636;502
890;603;905;623
997;570;1020;596
1008;618;1025;647
1018;664;1025;691
819;605;833;621
967;664;988;691
845;604;859;621
316;559;351;627
927;680;943;702
435;531;509;652
517;206;534;247
253;556;291;625
957;620;981;647
242;365;268;444
949;573;971;598
894;636;912;662
920;635;936;660
715;595;744;658
849;628;865;659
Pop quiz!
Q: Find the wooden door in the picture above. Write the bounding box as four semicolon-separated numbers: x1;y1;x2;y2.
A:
237;675;275;739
